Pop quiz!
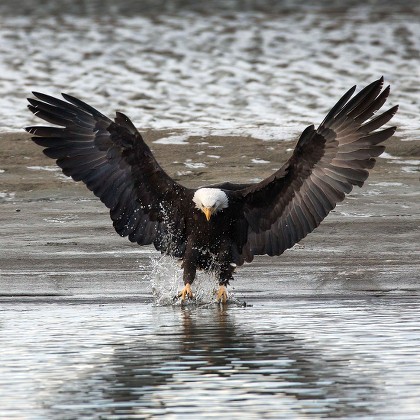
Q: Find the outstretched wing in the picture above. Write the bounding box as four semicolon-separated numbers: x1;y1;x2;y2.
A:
26;93;192;256
238;77;398;262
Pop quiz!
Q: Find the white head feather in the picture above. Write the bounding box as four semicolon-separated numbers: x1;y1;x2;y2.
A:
192;188;229;213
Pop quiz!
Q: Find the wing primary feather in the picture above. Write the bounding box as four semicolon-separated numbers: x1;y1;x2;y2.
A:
358;109;398;135
27;104;73;127
61;93;109;119
293;200;314;233
319;85;356;128
28;98;95;128
32;92;94;118
346;78;384;118
335;77;384;120
354;86;390;123
311;169;345;202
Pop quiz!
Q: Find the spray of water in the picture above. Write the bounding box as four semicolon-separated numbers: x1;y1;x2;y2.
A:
148;255;221;306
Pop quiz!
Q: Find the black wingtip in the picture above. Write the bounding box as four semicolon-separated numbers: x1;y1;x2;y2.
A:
27;98;38;107
61;92;84;105
373;76;384;87
61;92;75;102
28;92;40;103
369;76;384;90
349;75;384;97
60;92;109;119
390;104;399;116
25;126;36;134
31;91;45;99
114;111;140;137
115;111;129;120
346;85;357;97
361;77;384;93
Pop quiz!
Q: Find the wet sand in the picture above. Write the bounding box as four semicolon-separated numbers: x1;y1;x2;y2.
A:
1;131;419;301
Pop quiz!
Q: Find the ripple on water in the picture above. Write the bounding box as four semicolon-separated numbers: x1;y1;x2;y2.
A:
0;4;417;142
0;298;419;418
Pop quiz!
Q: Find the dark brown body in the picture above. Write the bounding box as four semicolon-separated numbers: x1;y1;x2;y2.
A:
181;194;243;285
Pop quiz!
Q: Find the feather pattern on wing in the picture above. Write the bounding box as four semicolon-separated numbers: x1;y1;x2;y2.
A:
238;77;398;261
26;92;192;257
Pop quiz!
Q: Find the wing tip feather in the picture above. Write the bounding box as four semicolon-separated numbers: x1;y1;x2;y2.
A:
25;126;36;134
61;92;76;102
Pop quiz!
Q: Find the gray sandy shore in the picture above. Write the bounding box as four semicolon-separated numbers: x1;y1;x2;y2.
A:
0;131;419;302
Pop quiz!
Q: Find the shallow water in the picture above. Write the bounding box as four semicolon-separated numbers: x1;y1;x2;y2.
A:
1;298;419;419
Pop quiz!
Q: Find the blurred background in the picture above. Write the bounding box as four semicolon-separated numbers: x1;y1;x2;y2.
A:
0;0;418;140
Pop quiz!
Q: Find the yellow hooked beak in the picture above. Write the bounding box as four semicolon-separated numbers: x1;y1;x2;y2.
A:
202;207;213;221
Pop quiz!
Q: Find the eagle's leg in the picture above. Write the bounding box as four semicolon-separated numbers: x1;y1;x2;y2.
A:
178;282;193;301
178;254;197;301
216;284;228;304
215;243;235;304
216;266;234;304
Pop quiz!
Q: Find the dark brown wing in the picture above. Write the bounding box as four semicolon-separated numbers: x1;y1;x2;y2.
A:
26;92;192;256
238;77;398;262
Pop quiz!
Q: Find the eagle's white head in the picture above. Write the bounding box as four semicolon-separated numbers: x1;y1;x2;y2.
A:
192;188;229;221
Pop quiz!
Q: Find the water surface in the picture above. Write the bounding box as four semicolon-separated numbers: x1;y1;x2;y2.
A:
0;0;418;140
1;298;419;419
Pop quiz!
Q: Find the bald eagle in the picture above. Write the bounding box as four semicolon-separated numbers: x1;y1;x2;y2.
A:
26;78;397;303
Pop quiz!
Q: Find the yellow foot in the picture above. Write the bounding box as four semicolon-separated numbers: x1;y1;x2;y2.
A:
178;283;193;301
216;285;228;304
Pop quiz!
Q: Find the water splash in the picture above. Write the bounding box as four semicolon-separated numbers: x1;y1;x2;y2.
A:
148;255;219;306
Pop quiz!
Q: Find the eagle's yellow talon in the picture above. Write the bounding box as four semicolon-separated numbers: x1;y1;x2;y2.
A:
216;285;228;304
178;283;193;301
